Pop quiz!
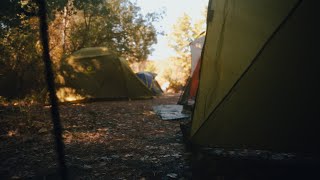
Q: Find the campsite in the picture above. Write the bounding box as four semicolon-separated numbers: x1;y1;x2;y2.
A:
1;0;319;179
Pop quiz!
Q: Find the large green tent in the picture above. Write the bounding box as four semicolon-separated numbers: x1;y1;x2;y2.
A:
191;0;318;153
57;47;154;101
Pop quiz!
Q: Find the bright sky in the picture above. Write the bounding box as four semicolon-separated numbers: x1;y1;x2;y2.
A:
135;0;209;60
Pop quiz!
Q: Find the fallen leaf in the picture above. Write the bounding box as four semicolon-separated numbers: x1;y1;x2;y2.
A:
167;173;178;178
84;165;92;169
38;128;48;133
22;136;34;143
11;176;20;179
100;156;111;161
111;155;120;159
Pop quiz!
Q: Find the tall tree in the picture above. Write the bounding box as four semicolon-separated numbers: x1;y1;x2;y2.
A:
67;0;160;63
164;12;206;90
168;13;205;60
0;0;44;98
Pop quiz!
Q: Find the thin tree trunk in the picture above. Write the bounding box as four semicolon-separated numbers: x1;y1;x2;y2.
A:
62;1;70;54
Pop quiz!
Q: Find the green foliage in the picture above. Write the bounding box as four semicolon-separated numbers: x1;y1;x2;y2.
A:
164;12;206;92
0;16;45;99
168;13;193;59
0;0;162;100
68;0;159;63
162;57;191;92
144;61;157;73
163;72;184;93
168;13;205;59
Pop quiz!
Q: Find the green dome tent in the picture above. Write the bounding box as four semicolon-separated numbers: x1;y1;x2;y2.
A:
57;47;154;101
191;0;319;153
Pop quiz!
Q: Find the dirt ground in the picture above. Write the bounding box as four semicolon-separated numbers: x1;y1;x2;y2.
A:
0;93;192;179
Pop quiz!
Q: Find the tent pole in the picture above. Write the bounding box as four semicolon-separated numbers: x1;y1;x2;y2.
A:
37;0;68;179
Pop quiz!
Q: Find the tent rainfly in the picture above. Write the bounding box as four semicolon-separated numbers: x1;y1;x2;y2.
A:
178;33;205;105
57;47;155;101
191;0;319;153
136;71;163;95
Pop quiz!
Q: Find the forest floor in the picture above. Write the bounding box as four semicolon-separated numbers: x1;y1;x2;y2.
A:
0;93;192;180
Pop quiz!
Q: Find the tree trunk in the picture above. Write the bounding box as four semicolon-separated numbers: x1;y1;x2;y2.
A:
62;4;69;54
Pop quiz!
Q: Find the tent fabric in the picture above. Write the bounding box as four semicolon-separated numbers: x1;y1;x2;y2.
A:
57;47;154;101
136;71;163;95
190;34;205;75
189;58;201;98
178;78;192;105
189;33;205;99
136;72;153;89
191;0;319;153
178;34;205;105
